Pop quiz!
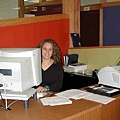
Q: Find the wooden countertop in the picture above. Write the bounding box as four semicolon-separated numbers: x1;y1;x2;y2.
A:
0;97;101;120
1;91;120;120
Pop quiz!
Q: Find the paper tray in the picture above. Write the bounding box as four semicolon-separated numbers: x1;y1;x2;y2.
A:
85;85;120;97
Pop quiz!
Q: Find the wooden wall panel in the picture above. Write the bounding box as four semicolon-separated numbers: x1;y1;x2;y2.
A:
63;0;80;47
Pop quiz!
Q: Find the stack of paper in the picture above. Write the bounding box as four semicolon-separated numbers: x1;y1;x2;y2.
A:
37;92;47;98
63;66;74;73
68;63;87;72
55;89;116;104
40;89;116;106
40;96;72;106
55;89;92;100
83;93;116;104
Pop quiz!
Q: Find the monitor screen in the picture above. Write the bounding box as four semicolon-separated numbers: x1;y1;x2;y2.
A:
0;48;42;92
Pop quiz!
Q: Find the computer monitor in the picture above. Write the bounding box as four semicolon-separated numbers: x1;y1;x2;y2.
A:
63;54;78;66
0;48;42;92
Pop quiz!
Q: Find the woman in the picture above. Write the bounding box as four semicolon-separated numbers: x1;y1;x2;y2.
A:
36;38;63;92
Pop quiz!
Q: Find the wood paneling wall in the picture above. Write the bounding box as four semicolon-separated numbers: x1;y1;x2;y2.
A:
62;0;80;47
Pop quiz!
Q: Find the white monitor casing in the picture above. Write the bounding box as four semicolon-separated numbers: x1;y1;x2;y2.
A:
0;48;42;92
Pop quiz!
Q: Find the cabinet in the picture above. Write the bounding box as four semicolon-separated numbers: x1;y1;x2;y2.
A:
61;72;98;91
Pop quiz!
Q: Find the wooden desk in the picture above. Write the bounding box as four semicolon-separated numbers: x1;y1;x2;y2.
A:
0;97;101;120
101;94;120;120
1;93;120;120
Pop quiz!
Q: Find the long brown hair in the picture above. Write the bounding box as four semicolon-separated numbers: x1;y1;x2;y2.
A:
37;38;62;63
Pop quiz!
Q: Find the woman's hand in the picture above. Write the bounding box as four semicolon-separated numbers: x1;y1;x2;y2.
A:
36;86;46;92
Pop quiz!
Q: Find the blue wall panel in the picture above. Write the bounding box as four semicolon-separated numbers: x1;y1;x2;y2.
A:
103;6;120;46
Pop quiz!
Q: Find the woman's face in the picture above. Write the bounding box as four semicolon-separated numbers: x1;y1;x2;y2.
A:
42;42;53;60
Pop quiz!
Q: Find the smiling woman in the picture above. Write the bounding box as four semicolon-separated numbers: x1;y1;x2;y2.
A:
36;38;64;92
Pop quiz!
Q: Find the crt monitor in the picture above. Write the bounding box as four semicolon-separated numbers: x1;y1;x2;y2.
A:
0;48;42;92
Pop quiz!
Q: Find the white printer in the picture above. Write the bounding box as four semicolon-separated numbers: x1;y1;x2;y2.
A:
98;66;120;89
85;66;120;96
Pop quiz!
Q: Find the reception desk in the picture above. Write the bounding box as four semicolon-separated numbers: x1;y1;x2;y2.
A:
101;93;120;120
0;92;120;120
0;97;101;120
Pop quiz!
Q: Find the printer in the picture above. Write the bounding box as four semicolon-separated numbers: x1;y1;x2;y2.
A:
98;66;120;89
85;66;120;96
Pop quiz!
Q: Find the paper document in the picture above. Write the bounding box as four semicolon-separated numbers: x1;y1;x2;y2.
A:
84;94;116;104
68;63;87;72
70;92;93;100
37;92;47;98
40;96;72;106
55;89;92;100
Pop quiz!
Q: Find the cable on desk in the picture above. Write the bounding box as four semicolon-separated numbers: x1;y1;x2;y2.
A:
7;100;18;108
0;90;11;111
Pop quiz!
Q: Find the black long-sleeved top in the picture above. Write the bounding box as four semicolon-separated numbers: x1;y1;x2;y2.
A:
40;62;63;92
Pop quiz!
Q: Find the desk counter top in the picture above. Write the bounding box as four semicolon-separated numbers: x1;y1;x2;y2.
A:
0;98;101;120
1;92;120;120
